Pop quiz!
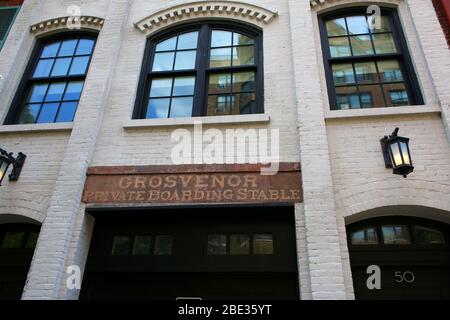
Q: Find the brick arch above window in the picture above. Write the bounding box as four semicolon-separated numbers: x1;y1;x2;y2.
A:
134;1;278;35
30;16;105;37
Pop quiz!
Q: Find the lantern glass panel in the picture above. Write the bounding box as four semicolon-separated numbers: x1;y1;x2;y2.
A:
400;141;411;165
389;141;403;167
0;157;10;184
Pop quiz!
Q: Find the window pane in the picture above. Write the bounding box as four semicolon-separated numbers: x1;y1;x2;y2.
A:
329;37;351;57
177;31;198;50
1;231;24;248
332;63;355;85
170;97;193;118
254;234;273;255
132;235;152;255
210;48;232;67
351;227;378;245
45;82;66;102
211;30;232;47
354;62;378;84
382;225;411;244
209;73;232;94
152;52;175;71
234;93;255;114
147;98;170;118
51;57;72;76
55;101;77;122
326;18;347;36
64;81;84;101
232;45;254;66
41;42;61;58
233;71;255;92
25;232;39;249
28;84;49;103
154;235;173;255
76;39;95;55
69;56;90;75
18;104;40;124
414;226;445;245
350;35;374;56
33;59;55;77
58;39;78;57
239;92;257;114
384;83;410;107
172;76;195;96
207;95;234;116
358;85;384;108
207;235;227;255
150;78;173;97
230;234;250;255
377;60;403;82
156;36;177;51
174;50;196;70
233;33;254;46
369;15;391;33
36;103;59;123
111;236;130;255
373;33;396;54
346;16;369;35
335;86;360;109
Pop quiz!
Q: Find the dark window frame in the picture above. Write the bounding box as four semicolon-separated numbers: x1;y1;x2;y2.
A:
319;7;424;110
133;21;264;119
0;5;20;50
4;31;98;125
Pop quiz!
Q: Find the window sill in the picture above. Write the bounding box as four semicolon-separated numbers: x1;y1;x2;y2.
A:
123;114;270;129
0;122;74;134
324;105;441;120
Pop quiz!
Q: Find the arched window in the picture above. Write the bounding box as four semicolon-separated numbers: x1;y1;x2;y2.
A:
319;8;423;110
5;33;97;124
133;22;263;119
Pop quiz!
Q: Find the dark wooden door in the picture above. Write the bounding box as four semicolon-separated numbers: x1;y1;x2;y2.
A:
81;206;299;300
347;217;450;300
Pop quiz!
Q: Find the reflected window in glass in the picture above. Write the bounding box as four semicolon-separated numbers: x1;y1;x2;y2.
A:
351;227;379;245
382;225;411;244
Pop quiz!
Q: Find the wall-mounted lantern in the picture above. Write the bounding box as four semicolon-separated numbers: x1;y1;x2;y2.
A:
0;148;26;186
380;128;414;178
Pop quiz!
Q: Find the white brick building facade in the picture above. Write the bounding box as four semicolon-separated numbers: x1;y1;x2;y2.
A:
0;0;449;300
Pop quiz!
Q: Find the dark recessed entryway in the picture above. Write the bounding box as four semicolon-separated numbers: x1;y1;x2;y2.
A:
81;205;299;300
0;223;40;300
347;216;450;300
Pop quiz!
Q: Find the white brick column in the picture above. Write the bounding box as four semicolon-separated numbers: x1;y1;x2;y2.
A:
288;0;349;300
21;0;130;299
406;0;450;143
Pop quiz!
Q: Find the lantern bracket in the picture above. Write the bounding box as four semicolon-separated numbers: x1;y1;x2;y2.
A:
0;148;26;181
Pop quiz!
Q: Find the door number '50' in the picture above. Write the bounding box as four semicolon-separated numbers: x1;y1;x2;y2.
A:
394;271;415;283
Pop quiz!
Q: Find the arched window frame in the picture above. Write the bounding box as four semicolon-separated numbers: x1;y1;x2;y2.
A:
133;21;264;119
4;31;98;125
318;7;424;110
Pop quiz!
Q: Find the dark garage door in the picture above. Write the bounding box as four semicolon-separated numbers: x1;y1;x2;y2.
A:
0;223;40;300
81;206;299;300
347;216;450;300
